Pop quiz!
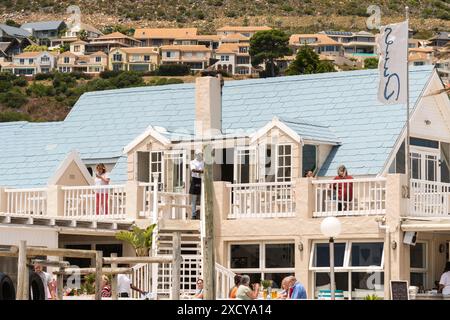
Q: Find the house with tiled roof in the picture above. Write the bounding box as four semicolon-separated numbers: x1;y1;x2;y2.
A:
160;45;212;71
87;32;142;54
216;26;272;38
109;47;159;72
1;51;56;75
319;30;377;57
134;28;198;47
214;42;253;75
289;34;343;56
21;20;66;46
57;50;107;74
1;66;450;300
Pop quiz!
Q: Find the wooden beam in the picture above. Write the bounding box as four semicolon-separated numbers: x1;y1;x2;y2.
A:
31;259;70;268
111;253;118;301
16;240;27;300
171;231;181;300
103;256;173;264
26;247;97;259
95;251;103;301
53;268;133;276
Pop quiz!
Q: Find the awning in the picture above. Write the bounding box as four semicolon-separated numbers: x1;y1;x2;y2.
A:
401;217;450;232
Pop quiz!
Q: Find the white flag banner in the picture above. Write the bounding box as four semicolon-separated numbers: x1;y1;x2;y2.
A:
377;20;408;105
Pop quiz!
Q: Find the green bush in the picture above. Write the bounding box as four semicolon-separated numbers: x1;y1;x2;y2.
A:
109;71;145;88
165;78;184;85
99;70;123;79
0;79;13;93
0;111;31;122
156;64;190;76
0;72;15;82
34;72;55;81
28;83;55;97
12;77;27;87
0;88;28;108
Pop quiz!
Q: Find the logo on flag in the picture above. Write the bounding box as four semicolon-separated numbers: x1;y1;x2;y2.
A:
377;21;408;105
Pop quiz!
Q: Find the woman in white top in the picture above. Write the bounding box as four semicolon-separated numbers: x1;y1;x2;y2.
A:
439;262;450;295
95;163;110;215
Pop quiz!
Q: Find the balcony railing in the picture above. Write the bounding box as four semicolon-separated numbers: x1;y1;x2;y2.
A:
140;182;191;221
312;178;386;217
227;182;296;219
5;188;47;216
62;185;126;219
409;179;450;217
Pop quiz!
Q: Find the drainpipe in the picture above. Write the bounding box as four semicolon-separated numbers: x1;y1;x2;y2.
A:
376;216;391;300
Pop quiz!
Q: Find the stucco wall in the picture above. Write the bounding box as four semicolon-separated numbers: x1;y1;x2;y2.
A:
55;161;90;186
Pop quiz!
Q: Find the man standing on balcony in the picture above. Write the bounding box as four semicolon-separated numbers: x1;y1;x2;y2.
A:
189;150;204;219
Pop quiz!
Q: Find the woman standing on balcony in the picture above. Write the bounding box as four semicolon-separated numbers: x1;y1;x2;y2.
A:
333;165;353;211
95;163;110;215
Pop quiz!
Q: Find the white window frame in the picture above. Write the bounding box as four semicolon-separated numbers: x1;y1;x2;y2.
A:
410;146;440;181
164;149;187;193
309;240;385;300
228;241;295;283
275;143;293;182
150;150;164;190
410;241;428;288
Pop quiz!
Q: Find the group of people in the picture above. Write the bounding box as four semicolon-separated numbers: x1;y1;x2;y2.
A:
100;273;146;298
193;275;307;300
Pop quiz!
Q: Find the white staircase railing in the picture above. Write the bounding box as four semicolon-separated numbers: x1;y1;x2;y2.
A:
131;263;152;299
226;182;296;219
312;177;386;217
62;185;126;219
410;179;450;217
5;188;47;216
215;263;235;299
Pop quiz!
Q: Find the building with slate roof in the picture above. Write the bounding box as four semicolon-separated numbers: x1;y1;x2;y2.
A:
21;21;66;46
1;66;450;300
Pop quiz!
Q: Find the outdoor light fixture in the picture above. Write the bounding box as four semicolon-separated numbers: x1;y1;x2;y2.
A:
424;120;431;125
298;242;304;251
391;240;397;250
320;217;342;300
439;244;445;253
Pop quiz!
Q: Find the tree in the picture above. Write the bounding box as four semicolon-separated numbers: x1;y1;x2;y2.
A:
249;29;290;77
24;44;48;52
5;19;20;27
78;29;88;41
364;57;379;69
115;225;156;256
286;45;336;75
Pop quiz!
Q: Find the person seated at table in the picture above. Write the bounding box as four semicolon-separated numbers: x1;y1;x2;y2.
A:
439;262;450;295
333;165;353;211
101;275;112;298
286;276;307;299
277;276;290;299
236;275;260;300
229;274;242;299
194;278;204;299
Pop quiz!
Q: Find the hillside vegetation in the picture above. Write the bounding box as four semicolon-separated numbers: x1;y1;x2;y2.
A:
1;0;449;35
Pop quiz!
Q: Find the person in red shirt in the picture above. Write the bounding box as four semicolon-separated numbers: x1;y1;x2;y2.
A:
333;165;353;211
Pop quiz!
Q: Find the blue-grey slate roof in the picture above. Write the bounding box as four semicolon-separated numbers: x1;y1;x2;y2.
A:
21;21;65;32
0;66;435;187
279;117;340;145
0;24;31;38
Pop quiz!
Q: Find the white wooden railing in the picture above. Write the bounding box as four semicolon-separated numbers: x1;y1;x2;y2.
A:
215;263;236;299
131;263;153;299
62;185;126;219
409;179;450;217
5;188;47;216
227;182;296;219
312;177;386;217
140;182;191;221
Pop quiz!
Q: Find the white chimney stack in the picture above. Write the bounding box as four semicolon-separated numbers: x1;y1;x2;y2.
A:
195;76;222;138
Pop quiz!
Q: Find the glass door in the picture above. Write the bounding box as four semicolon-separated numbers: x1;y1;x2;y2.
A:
164;150;187;192
234;147;258;184
410;147;440;182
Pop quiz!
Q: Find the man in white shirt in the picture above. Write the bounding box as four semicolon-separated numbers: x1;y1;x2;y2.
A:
117;273;145;298
189;150;204;219
34;263;55;300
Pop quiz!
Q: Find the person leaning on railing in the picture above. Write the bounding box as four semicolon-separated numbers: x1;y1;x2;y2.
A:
95;163;110;215
332;165;353;211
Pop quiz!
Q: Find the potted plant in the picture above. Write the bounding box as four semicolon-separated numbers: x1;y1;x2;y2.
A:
260;279;273;299
364;294;382;300
115;224;156;257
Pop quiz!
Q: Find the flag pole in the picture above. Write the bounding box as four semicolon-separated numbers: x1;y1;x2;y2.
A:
405;6;411;198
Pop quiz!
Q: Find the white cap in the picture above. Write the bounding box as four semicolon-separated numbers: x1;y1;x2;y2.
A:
195;149;203;155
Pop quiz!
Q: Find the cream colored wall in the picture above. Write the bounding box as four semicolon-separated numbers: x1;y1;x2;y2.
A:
0;225;58;247
253;127;302;179
55;161;90;186
126;136;166;181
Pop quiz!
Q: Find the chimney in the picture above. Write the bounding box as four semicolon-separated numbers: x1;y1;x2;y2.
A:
195;76;222;138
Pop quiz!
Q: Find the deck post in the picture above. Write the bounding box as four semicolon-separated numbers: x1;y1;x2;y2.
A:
57;265;64;300
111;253;118;300
47;185;64;217
0;187;7;213
94;251;103;300
171;231;181;300
16;240;28;300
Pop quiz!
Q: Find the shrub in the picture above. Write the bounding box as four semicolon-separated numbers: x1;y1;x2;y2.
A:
99;70;123;79
0;88;28;108
0;72;15;82
165;78;184;85
156;64;190;76
0;79;13;93
34;72;55;81
0;111;31;122
13;77;28;87
225;11;237;18
109;71;144;88
28;83;55;97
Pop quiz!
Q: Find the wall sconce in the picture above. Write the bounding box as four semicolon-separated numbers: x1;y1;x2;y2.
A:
391;240;397;250
298;242;304;252
424;120;431;125
439;244;445;253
